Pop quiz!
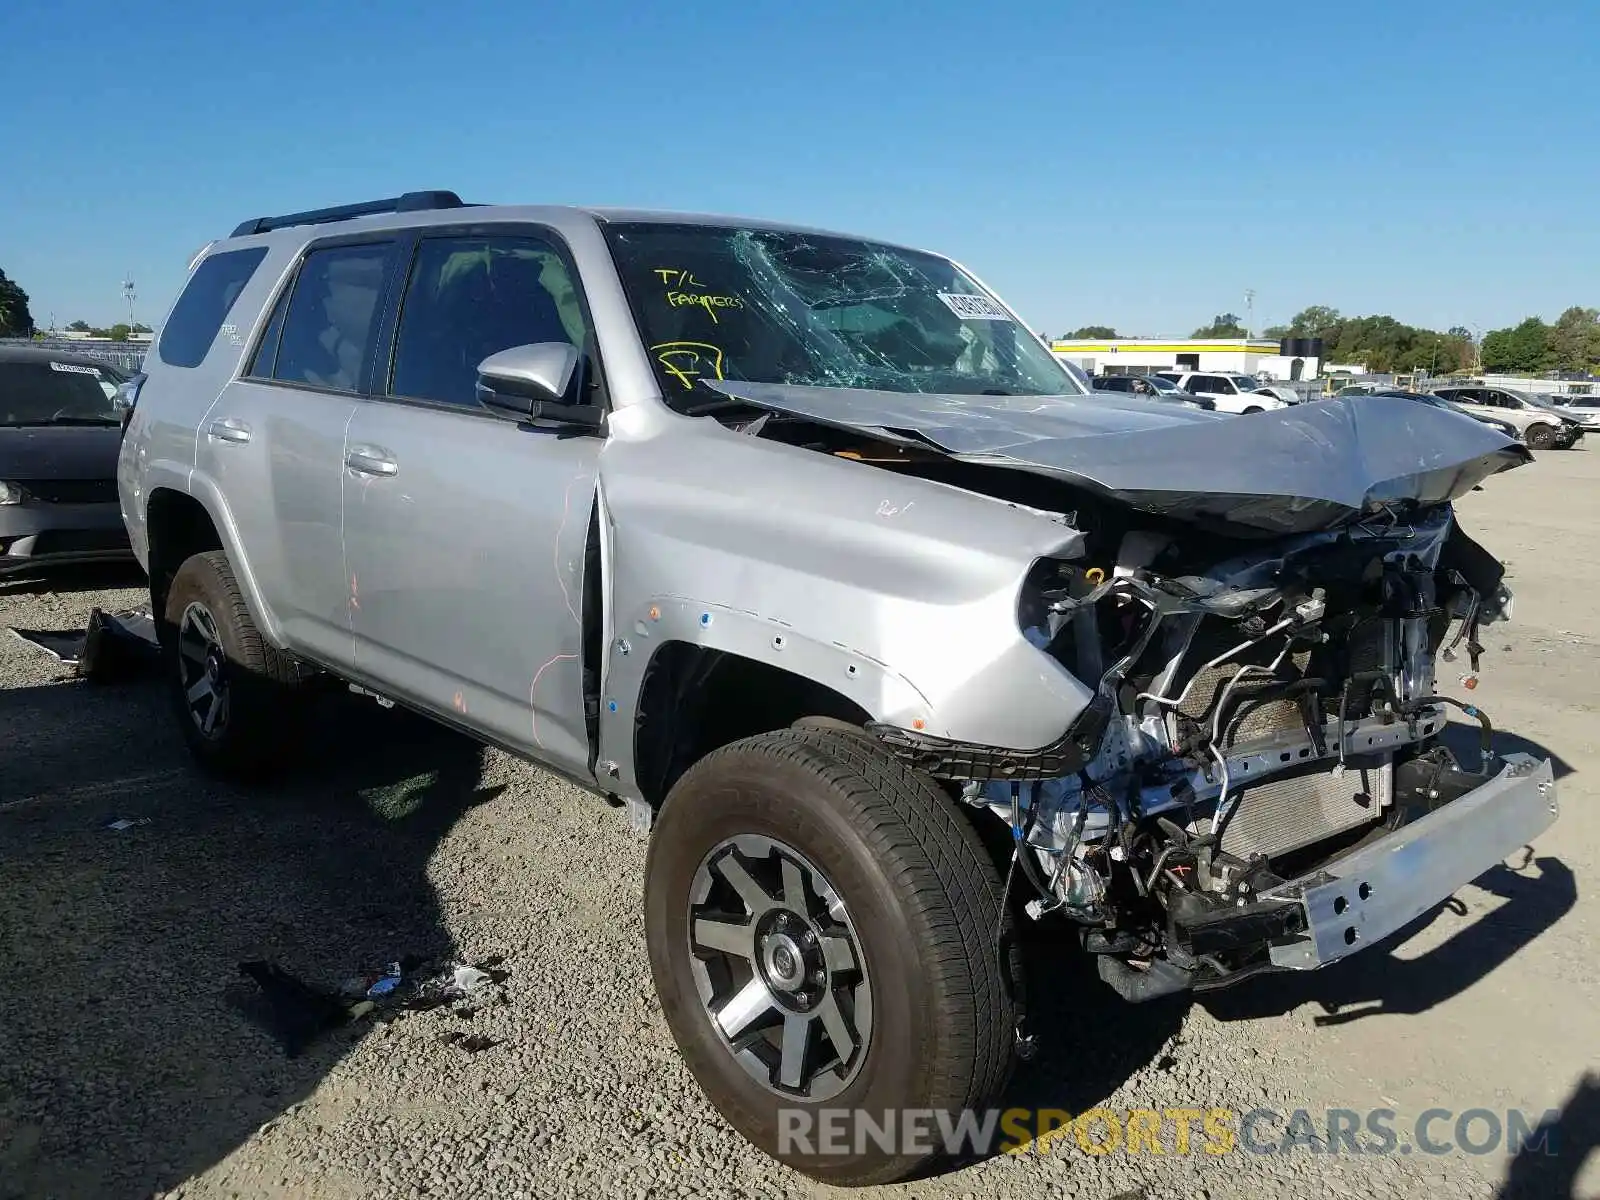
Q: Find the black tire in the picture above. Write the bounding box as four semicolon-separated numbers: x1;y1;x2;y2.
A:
1524;424;1556;450
644;729;1016;1186
1242;405;1265;415
163;550;304;778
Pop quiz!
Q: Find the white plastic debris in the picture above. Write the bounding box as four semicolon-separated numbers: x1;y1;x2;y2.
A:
452;965;491;993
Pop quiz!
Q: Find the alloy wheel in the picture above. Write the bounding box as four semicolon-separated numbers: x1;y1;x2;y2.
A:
687;834;872;1101
176;601;230;739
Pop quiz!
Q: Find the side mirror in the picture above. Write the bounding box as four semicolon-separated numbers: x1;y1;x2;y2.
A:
475;343;602;429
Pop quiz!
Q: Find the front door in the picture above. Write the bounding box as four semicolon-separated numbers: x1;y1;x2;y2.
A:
340;229;603;779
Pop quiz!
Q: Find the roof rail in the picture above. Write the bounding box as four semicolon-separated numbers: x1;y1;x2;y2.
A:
229;190;468;238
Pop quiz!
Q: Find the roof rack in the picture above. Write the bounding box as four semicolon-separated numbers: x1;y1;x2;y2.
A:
230;190;468;238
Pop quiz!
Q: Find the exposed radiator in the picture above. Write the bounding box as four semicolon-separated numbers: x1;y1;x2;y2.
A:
1217;756;1393;861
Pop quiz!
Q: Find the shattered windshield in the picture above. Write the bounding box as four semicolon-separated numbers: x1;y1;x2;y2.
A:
602;222;1082;408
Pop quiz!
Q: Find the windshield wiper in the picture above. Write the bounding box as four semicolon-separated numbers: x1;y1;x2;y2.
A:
682;396;775;418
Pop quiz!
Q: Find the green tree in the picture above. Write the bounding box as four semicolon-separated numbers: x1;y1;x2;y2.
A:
1286;305;1343;338
1546;306;1600;374
67;319;91;332
108;323;131;342
1481;317;1552;374
1262;324;1290;339
131;322;152;333
1192;312;1247;338
0;269;34;336
1062;325;1118;338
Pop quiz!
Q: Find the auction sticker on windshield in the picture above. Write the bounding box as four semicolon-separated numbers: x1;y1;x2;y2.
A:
49;362;103;376
937;292;1012;320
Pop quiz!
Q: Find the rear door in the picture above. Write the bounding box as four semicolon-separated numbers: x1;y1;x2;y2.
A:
340;226;603;778
201;236;399;667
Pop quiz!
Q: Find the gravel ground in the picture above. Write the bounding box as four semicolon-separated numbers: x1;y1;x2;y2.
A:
2;451;1596;1200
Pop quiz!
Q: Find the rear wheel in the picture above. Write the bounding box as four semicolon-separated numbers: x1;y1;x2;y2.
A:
163;550;304;778
1524;423;1556;450
644;728;1017;1185
1242;405;1265;414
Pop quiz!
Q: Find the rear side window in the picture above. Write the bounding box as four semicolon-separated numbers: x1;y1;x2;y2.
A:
157;247;269;368
271;243;392;392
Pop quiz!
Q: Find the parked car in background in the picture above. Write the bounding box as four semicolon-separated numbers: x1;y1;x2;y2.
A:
1093;373;1215;410
1153;371;1289;414
1371;390;1521;441
0;346;136;576
1251;384;1301;405
1536;393;1600;432
1430;385;1583;450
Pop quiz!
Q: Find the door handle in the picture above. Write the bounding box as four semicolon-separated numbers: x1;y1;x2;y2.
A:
345;446;398;477
207;417;252;444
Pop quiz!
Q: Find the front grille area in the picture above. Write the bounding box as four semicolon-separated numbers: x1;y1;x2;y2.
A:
20;478;119;504
1220;756;1392;860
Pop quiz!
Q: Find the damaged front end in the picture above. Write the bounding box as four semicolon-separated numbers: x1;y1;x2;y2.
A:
690;380;1555;1001
872;505;1559;1001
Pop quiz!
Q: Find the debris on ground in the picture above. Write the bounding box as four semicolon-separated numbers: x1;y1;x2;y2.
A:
6;606;160;681
233;955;514;1058
231;961;354;1058
439;1031;501;1055
105;817;151;831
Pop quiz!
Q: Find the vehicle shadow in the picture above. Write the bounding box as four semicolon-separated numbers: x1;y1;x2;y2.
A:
1496;1071;1600;1199
0;673;497;1199
1438;720;1578;782
994;928;1186;1124
1199;854;1576;1027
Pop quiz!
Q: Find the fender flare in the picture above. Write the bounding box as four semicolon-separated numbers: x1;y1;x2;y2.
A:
143;467;286;647
596;594;935;802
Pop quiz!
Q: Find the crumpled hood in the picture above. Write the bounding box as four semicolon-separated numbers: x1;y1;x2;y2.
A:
709;382;1532;535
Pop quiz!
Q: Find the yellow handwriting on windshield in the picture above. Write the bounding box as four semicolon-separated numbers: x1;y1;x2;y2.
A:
653;268;704;289
652;341;725;389
667;291;744;324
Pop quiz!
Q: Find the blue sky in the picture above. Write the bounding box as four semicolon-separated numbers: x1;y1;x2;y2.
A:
2;0;1595;337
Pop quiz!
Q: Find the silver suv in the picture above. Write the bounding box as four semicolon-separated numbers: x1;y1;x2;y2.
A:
119;192;1558;1185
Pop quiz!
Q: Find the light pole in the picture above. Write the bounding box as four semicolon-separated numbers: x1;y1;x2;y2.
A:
1245;289;1256;340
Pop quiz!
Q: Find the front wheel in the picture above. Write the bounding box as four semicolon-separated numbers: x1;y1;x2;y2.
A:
1524;424;1556;450
644;729;1017;1186
1241;405;1265;414
163;550;304;778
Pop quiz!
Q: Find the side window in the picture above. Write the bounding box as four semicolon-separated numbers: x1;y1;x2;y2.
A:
389;234;589;407
272;243;392;392
247;279;292;378
1193;375;1221;392
157;247;269;368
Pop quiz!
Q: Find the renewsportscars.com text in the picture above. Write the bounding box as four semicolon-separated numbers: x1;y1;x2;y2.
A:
777;1106;1563;1159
